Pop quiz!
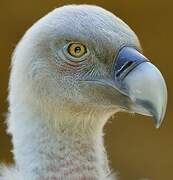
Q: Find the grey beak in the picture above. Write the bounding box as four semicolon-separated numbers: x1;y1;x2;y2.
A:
113;47;167;128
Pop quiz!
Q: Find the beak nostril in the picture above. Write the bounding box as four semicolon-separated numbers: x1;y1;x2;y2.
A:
113;47;149;80
116;61;133;77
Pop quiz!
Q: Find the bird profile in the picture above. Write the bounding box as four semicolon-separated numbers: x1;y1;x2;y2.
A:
0;4;167;180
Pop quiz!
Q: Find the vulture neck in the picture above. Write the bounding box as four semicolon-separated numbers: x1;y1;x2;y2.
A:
9;105;112;180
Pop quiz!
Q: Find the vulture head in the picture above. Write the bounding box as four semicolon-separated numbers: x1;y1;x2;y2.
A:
5;4;167;180
11;5;167;131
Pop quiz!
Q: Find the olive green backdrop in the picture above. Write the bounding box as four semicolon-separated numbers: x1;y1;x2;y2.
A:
0;0;172;180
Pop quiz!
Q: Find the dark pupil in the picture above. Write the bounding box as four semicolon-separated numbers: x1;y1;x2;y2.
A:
75;46;81;53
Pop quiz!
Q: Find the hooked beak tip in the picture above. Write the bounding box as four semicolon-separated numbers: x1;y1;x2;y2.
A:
154;116;162;129
153;108;166;129
113;47;167;127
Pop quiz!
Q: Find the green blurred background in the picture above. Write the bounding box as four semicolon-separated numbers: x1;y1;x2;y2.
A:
0;0;172;179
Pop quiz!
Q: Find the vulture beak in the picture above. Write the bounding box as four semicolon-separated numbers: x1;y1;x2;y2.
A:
113;47;167;128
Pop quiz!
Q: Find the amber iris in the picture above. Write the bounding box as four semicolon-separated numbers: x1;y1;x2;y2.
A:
67;43;87;58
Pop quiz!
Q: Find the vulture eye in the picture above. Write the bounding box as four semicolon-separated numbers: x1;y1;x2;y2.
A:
67;43;87;58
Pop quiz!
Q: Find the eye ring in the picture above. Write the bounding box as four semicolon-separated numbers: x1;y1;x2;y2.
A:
67;42;87;58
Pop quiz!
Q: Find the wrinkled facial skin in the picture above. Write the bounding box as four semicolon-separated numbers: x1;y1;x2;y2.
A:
43;6;140;108
51;39;131;107
11;5;140;114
